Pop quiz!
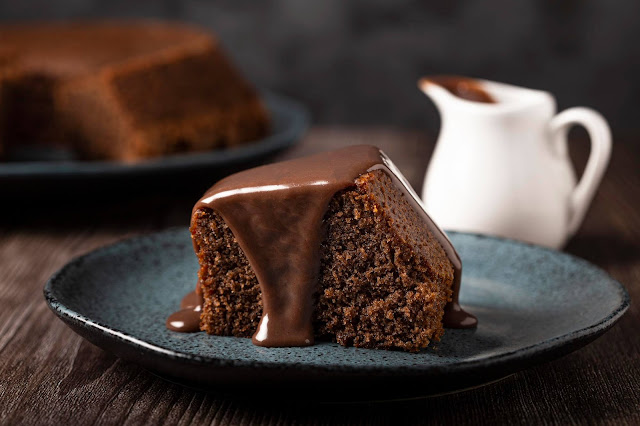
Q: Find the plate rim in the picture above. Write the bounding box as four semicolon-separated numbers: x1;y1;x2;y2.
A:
43;228;631;376
0;91;310;179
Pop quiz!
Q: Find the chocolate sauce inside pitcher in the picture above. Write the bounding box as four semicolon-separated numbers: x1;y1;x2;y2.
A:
423;76;496;103
168;146;477;345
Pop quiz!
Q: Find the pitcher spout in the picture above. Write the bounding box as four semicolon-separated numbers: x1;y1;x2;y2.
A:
418;77;457;111
419;75;553;112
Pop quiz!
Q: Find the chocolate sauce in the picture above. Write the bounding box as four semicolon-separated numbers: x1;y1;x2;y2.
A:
179;290;202;309
168;145;476;344
166;290;203;332
423;76;495;104
373;152;477;329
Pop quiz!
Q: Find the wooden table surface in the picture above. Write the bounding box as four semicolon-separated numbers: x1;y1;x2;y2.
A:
1;127;638;425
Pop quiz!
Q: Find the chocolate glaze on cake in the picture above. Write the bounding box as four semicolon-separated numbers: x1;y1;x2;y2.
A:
170;145;476;347
371;152;477;330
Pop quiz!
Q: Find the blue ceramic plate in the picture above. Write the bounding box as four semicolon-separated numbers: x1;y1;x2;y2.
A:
0;92;309;194
44;229;629;400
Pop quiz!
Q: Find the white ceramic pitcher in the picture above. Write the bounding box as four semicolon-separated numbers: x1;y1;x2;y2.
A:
419;76;612;249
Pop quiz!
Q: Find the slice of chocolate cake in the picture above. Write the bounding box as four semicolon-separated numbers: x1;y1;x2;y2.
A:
170;145;476;352
0;21;269;160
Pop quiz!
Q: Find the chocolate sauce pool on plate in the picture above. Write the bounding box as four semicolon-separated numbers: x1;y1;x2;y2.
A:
168;146;476;345
166;283;203;332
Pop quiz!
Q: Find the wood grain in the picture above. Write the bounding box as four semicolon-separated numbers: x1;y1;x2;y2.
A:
0;128;638;425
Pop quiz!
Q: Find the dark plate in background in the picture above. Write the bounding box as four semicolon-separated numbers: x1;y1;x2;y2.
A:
0;92;309;198
43;229;629;401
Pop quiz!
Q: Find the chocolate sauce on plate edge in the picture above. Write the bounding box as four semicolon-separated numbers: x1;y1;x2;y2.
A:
168;146;476;345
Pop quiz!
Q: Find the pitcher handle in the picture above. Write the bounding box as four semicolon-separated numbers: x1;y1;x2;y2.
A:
549;107;612;236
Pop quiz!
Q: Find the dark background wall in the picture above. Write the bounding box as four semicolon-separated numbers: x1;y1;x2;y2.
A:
2;0;639;133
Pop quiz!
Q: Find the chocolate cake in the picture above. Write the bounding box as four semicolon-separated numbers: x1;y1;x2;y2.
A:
169;145;477;352
0;21;269;161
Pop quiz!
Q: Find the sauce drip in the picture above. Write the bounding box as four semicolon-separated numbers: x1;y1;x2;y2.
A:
372;153;477;329
166;282;203;333
168;146;477;344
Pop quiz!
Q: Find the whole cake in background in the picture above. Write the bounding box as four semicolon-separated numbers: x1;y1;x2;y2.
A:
168;145;477;352
0;21;270;161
